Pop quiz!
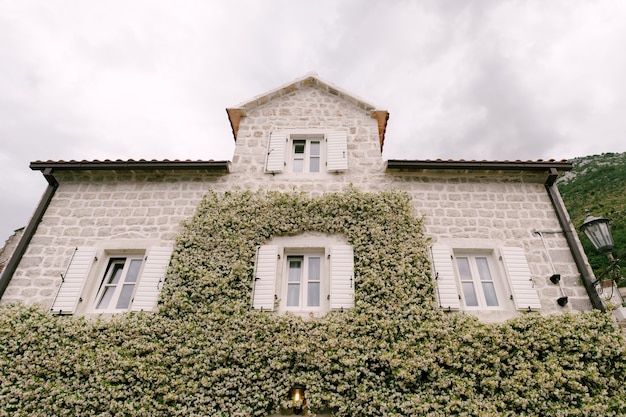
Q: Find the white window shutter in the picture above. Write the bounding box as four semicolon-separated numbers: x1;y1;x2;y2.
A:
265;132;287;173
50;247;96;315
252;245;278;311
326;131;348;172
130;247;172;312
430;245;461;310
501;247;542;311
330;245;354;310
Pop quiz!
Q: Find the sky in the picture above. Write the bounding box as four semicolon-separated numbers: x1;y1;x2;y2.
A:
1;0;626;243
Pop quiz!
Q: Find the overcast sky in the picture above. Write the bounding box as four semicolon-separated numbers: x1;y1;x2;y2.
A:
1;0;626;242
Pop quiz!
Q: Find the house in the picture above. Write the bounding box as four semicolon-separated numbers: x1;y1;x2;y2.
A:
0;74;622;416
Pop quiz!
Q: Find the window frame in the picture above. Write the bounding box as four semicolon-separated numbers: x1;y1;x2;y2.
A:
282;250;326;313
93;254;145;313
453;251;502;310
288;135;324;174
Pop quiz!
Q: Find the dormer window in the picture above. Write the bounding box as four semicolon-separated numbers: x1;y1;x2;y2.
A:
291;136;322;173
266;131;348;174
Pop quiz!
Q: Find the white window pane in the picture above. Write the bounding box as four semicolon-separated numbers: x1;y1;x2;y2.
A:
116;284;135;309
310;141;320;156
307;282;320;306
310;157;320;172
96;286;115;309
126;259;142;283
107;262;125;284
293;159;304;172
462;282;478;306
288;259;302;282
476;257;492;281
294;141;305;154
482;282;499;306
308;257;320;281
456;257;471;280
287;284;300;306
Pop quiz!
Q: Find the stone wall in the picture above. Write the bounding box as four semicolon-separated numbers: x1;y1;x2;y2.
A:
2;84;592;318
1;170;226;306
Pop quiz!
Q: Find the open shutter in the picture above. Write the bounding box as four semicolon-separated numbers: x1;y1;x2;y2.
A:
430;245;460;310
252;245;278;310
265;132;287;173
330;245;354;310
50;247;96;315
501;247;542;311
326;131;348;172
131;247;172;312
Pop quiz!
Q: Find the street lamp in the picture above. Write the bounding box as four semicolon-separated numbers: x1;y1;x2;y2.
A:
288;384;306;415
580;213;621;287
580;214;615;258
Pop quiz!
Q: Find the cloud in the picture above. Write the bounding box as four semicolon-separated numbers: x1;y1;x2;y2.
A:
1;0;626;241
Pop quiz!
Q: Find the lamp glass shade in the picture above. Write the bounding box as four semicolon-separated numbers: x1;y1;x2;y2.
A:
290;385;305;403
580;215;614;254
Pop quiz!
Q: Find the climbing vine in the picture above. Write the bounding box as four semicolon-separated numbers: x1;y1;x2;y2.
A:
1;189;626;416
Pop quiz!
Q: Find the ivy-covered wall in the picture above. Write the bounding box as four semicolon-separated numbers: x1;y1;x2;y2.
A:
1;189;626;416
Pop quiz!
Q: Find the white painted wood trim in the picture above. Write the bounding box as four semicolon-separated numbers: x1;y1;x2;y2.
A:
501;247;542;311
50;247;96;315
431;245;461;310
253;245;278;310
130;247;172;312
330;245;354;310
326;131;348;172
265;132;287;173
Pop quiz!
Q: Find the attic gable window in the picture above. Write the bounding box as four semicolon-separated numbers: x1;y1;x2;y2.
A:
291;137;322;173
265;131;348;174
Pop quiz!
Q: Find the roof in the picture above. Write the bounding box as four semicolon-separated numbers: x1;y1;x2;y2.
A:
226;72;389;150
386;159;573;172
30;159;231;172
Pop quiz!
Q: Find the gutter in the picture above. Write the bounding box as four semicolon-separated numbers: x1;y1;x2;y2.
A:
544;168;605;311
0;169;58;299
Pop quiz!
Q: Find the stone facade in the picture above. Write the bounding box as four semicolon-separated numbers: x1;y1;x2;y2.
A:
1;75;593;321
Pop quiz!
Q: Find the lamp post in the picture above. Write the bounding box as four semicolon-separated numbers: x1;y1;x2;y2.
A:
580;213;622;288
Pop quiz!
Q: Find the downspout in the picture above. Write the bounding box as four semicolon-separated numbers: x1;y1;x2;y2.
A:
545;168;605;311
0;168;58;299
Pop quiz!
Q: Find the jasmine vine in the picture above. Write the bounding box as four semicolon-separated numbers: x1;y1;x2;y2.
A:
1;189;625;416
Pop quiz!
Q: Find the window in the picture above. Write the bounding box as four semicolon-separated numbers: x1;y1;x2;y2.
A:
291;138;322;173
94;256;143;312
431;245;541;314
252;241;354;315
455;253;499;308
265;131;348;173
50;246;172;315
285;253;323;311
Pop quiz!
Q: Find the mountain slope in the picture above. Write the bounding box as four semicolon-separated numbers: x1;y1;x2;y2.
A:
558;152;626;274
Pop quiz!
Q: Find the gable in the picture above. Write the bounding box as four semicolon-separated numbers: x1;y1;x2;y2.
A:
226;73;389;150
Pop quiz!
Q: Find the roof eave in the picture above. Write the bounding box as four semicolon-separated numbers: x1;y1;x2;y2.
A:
30;160;232;173
386;159;573;172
